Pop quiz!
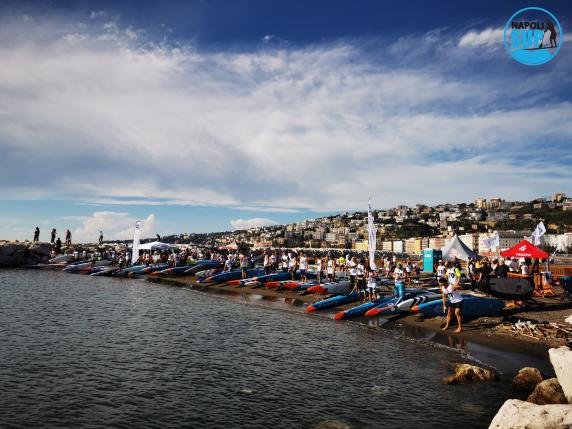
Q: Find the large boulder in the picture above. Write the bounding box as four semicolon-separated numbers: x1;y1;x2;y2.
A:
528;378;568;405
444;363;498;385
0;241;52;267
29;242;52;257
550;347;572;404
489;399;572;429
513;367;543;392
0;241;23;257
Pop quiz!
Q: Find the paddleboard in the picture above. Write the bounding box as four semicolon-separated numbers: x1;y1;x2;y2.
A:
485;277;534;300
414;296;505;318
306;292;365;312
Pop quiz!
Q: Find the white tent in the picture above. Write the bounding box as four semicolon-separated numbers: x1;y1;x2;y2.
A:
441;234;479;261
138;241;179;251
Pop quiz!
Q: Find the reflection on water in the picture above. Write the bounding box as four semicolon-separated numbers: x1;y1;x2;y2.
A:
0;270;537;428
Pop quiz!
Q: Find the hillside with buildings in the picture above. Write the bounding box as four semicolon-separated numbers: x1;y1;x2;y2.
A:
161;193;572;255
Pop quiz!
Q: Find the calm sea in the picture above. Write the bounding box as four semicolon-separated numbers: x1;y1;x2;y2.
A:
0;269;541;428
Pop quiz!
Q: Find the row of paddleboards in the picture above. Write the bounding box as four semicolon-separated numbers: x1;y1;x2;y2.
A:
306;288;505;320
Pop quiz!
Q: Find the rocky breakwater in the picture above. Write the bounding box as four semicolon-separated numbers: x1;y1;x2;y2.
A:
0;241;52;267
489;346;572;428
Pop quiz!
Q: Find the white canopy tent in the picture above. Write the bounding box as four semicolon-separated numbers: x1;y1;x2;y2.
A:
441;234;479;261
138;241;179;251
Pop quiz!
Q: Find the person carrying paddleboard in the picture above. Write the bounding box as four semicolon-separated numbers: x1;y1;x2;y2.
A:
442;261;463;333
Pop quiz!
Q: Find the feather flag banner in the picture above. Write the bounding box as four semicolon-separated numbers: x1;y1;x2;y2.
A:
368;198;377;270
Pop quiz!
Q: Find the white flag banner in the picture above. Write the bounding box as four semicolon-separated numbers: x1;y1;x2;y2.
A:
489;233;499;250
131;220;142;265
367;198;377;270
482;236;492;249
532;221;546;245
556;235;567;253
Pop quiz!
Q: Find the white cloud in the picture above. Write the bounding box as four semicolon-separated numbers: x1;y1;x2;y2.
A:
458;28;503;48
73;211;156;242
230;218;278;230
0;15;570;219
89;10;106;19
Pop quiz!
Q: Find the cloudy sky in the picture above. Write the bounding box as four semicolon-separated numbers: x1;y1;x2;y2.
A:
1;0;571;242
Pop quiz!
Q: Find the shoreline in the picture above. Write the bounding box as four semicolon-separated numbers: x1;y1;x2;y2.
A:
148;275;570;375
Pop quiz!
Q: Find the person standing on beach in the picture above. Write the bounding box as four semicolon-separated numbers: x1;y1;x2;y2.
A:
299;251;308;283
393;263;406;299
33;227;40;242
55;237;62;254
315;255;323;284
50;228;56;244
263;253;271;275
288;252;297;280
442;261;463;333
436;259;446;280
348;257;358;292
65;229;72;247
99;231;103;245
356;259;366;302
269;251;277;273
239;252;249;279
326;255;336;282
281;252;289;272
366;268;378;301
405;259;413;285
337;255;346;275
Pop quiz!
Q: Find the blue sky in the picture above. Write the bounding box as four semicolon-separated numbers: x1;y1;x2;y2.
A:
0;1;571;241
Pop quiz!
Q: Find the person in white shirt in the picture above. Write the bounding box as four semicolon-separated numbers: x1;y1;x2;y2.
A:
224;255;233;272
315;255;323;283
442;262;464;333
288;252;297;280
298;251;309;282
281;253;289;272
269;252;277;273
436;260;446;279
326;256;336;282
393;263;406;298
405;259;413;285
348;257;358;292
367;269;379;301
520;263;529;276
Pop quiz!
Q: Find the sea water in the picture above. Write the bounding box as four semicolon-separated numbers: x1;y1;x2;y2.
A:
0;270;532;428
